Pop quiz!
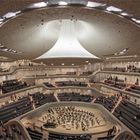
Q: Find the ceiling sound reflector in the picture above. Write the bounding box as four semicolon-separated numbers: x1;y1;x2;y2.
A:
36;19;99;60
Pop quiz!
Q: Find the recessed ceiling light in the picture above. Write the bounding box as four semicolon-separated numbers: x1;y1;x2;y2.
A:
58;1;68;6
0;45;21;54
87;1;106;7
132;18;140;23
15;11;21;15
72;64;74;66
51;63;54;66
106;6;122;12
0;45;4;48
61;63;65;65
122;48;129;53
3;48;9;51
31;2;47;8
0;18;4;22
119;52;124;55
132;18;136;21
12;50;17;53
3;12;16;19
114;48;129;56
121;12;128;16
136;20;140;24
0;46;6;49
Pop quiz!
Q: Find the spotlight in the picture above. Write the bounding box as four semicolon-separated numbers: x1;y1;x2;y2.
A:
30;2;47;8
121;12;128;16
87;1;106;7
58;1;68;6
106;6;122;12
132;18;140;24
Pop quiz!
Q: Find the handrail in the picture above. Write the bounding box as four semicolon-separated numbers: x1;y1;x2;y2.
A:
0;65;100;78
0;84;95;100
113;131;138;140
0;85;43;99
97;83;140;98
0;65;48;76
5;120;31;140
99;70;140;76
22;70;101;79
23;75;91;79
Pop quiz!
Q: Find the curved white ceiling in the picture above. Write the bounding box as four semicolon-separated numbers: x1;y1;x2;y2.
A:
0;0;139;64
36;19;98;59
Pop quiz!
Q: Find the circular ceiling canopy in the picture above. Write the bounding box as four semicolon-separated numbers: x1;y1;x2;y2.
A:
0;0;140;65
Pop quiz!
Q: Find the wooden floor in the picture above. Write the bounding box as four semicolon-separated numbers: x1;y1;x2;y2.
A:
24;105;115;135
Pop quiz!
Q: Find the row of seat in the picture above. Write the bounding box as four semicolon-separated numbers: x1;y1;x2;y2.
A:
126;85;140;95
27;128;91;140
0;96;32;123
95;96;118;111
104;77;126;89
34;71;92;77
43;82;55;88
103;65;140;73
26;128;116;140
0;67;9;73
79;71;92;76
127;65;140;73
32;92;57;108
48;133;91;140
0;92;57;123
57;92;94;102
104;77;140;95
113;100;140;137
104;80;126;89
55;81;88;87
26;127;43;140
103;67;126;72
1;79;29;93
97;135;115;140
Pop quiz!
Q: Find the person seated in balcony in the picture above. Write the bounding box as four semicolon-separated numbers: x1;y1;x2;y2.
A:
107;126;116;136
115;76;118;82
135;78;139;85
133;113;140;120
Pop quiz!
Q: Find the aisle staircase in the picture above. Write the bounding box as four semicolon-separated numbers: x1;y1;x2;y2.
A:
111;96;122;113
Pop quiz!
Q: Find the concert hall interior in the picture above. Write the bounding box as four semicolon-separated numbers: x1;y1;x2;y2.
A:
0;0;140;140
